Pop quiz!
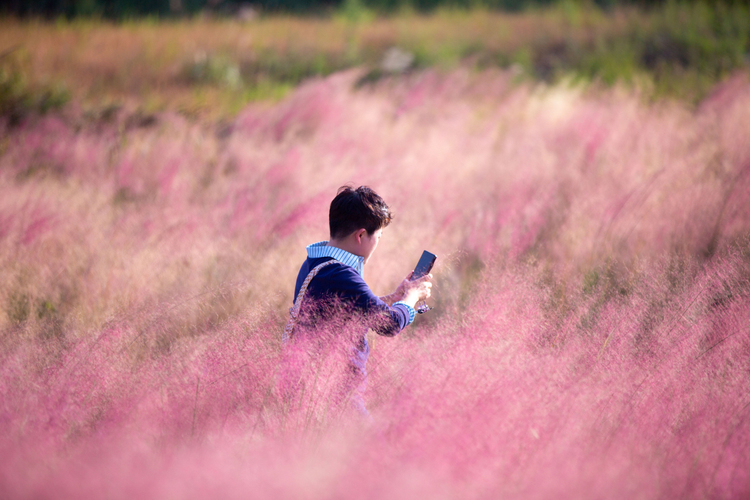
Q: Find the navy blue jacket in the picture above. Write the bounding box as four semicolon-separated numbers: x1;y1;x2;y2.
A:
293;256;412;376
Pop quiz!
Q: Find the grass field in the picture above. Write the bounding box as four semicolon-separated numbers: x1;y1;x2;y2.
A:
2;2;749;117
2;5;750;499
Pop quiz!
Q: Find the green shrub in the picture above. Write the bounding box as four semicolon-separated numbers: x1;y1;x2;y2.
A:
0;48;69;125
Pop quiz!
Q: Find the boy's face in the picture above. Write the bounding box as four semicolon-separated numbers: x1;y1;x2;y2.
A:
361;228;383;264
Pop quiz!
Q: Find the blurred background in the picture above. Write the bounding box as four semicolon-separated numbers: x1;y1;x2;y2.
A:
2;0;718;17
3;0;750;119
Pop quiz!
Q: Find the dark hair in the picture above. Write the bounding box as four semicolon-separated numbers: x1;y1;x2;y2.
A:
329;185;393;239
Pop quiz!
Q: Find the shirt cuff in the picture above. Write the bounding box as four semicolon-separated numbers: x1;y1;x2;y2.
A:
392;301;416;326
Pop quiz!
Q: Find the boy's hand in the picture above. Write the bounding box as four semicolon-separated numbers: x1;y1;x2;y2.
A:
391;272;412;302
400;272;433;308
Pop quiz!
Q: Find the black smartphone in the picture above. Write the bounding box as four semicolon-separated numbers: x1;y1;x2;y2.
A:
411;250;437;281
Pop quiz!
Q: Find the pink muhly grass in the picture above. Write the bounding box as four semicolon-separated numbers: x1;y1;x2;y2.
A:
1;69;750;498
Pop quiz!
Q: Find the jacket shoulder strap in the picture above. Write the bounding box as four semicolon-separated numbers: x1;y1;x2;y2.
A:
282;259;339;343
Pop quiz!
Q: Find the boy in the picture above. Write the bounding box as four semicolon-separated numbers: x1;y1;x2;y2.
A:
284;185;432;419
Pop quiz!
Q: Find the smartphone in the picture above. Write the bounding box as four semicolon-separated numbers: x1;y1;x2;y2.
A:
410;250;437;281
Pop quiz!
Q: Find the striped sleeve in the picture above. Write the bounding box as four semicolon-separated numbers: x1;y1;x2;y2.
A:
392;301;416;325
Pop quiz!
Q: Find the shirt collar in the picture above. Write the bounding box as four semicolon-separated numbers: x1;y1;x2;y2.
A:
306;241;365;276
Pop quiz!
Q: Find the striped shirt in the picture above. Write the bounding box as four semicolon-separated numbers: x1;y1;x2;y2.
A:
306;241;365;276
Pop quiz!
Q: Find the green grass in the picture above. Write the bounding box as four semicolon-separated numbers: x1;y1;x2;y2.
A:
0;46;70;124
0;2;748;119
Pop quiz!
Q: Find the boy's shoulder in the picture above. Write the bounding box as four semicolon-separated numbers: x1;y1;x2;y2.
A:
312;258;363;281
300;257;368;294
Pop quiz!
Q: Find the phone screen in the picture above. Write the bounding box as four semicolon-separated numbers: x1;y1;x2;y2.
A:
411;251;437;281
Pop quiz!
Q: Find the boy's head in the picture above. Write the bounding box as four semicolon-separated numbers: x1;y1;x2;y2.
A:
329;185;392;240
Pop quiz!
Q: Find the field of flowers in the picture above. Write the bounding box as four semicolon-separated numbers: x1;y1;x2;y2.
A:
2;53;750;498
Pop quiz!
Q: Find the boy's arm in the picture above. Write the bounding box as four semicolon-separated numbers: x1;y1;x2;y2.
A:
379;272;432;307
379;292;400;306
334;267;414;336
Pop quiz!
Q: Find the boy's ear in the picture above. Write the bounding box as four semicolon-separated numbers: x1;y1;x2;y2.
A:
355;228;367;243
